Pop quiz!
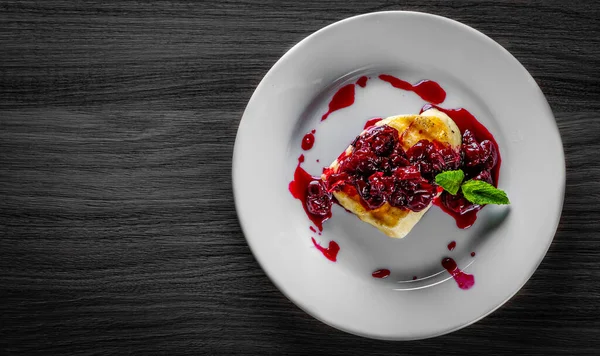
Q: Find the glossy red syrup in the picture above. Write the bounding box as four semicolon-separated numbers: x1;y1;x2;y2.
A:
311;237;340;262
301;131;315;150
435;198;478;229
356;76;369;88
442;257;475;290
363;117;382;130
372;269;390;279
447;241;456;251
379;74;446;104
471;252;476;257
288;155;331;231
309;226;316;233
321;84;356;121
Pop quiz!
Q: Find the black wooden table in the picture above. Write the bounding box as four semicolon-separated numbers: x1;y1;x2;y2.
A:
2;1;600;355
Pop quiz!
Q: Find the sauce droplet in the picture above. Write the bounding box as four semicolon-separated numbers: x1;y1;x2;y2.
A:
372;269;390;279
379;74;446;104
311;237;340;262
363;117;382;130
301;131;315;150
471;252;476;257
412;276;417;280
356;76;369;88
442;257;475;290
447;241;456;251
321;84;356;121
309;226;316;233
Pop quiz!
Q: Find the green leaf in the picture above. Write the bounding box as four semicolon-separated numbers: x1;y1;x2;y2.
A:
435;170;465;195
461;180;510;205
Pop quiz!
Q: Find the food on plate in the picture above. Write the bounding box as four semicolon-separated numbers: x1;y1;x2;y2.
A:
305;108;509;238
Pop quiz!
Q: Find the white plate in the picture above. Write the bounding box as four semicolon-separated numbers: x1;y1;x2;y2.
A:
232;11;565;340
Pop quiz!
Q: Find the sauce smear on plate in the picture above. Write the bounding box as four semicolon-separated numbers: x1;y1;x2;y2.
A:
356;76;369;88
321;84;356;121
379;74;446;104
442;257;475;290
311;237;340;262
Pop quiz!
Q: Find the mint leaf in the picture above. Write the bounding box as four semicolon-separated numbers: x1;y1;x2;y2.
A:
461;180;510;205
435;170;465;195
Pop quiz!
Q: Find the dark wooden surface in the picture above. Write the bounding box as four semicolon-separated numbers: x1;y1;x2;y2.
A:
1;1;600;355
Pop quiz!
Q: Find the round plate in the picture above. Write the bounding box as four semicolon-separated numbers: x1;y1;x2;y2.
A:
233;11;564;340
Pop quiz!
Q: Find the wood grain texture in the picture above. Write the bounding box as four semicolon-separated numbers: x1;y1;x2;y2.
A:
1;0;600;355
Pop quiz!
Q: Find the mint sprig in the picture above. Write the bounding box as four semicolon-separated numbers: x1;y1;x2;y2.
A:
435;169;464;195
434;170;510;206
461;179;510;205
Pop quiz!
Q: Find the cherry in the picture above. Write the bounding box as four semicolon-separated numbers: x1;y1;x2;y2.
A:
354;125;399;157
405;181;435;212
480;140;498;169
473;170;493;184
439;147;461;170
377;156;392;173
324;172;348;192
389;152;410;168
462;129;485;167
406;140;429;162
368;172;387;197
462;129;478;145
427;150;445;172
394;166;422;180
441;191;481;215
306;180;333;216
389;190;407;208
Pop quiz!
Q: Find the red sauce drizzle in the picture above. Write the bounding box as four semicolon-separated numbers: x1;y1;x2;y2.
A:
447;241;456;251
471;252;476;257
363;117;382;130
356;76;369;88
372;269;390;279
321;84;356;121
379;74;446;104
442;257;475;290
288;155;331;231
301;131;315;150
311;237;340;262
309;226;316;233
